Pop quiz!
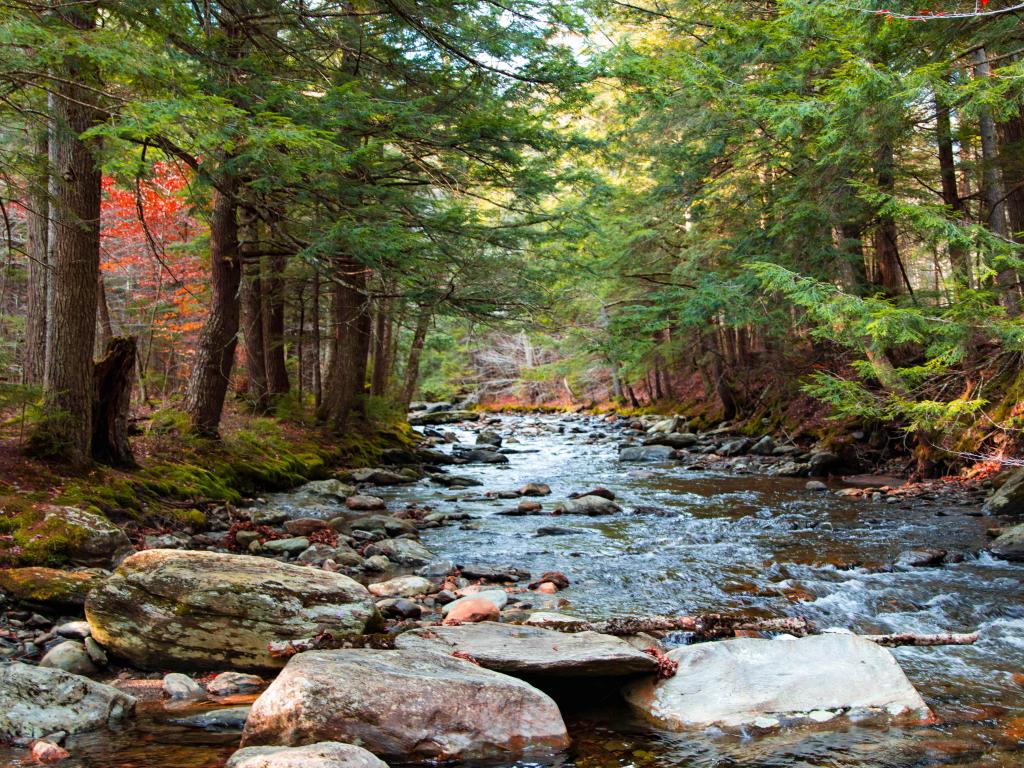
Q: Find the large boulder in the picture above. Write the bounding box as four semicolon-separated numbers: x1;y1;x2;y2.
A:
618;445;676;463
395;622;658;678
85;549;378;671
240;649;570;762
0;567;105;609
983;469;1024;515
990;522;1024;561
558;495;622;516
622;635;930;730
42;506;133;567
0;662;136;740
227;743;389;768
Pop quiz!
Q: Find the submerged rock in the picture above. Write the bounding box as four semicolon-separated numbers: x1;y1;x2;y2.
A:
85;549;378;671
227;742;389;768
622;635;930;730
173;706;251;731
0;662;136;740
395;622;658;678
559;494;622;516
240;649;569;762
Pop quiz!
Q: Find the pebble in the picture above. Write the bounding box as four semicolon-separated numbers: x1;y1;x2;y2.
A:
163;672;205;700
31;740;70;763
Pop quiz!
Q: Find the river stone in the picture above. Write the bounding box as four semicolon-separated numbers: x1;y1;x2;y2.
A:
368;575;434;598
0;567;106;609
42;506;134;567
345;495;386;512
348;515;417;537
518;483;552;496
173;706;251;731
227;742;389;768
0;662;136;740
263;537;310;555
296;479;357;500
644;432;698;449
441;588;508;617
363;537;434;566
208;671;265;696
462;448;509;464
85;549;378;671
395;622;658;678
40;640;98;676
983;469;1024;515
163;672;205;700
990;522;1024;561
559;494;622;516
349;468;414;486
409;409;481;426
240;649;570;762
619;445;676;462
622;635;931;730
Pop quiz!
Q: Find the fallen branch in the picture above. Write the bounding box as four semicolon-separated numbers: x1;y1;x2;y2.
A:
525;613;814;638
855;631;979;647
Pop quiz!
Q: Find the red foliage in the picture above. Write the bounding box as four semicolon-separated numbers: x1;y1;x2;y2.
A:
226;520;286;551
308;528;339;546
642;647;679;679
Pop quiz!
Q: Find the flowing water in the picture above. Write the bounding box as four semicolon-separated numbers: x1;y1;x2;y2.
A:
7;414;1022;767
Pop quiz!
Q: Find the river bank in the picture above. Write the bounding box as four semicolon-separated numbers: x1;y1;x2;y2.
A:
2;412;1023;767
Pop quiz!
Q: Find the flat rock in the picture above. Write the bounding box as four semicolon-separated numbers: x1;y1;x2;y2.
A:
368;575;434;598
227;742;389;768
349;468;415;485
395;622;658;677
618;445;676;463
622;635;931;730
240;649;569;762
363;538;434;566
0;662;136;740
85;549;378;671
559;495;622;516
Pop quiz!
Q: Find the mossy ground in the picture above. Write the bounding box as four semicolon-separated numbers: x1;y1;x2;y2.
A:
0;402;418;567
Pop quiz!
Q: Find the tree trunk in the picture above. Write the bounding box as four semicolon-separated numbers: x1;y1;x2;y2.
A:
185;176;241;437
91;336;137;466
370;297;391;397
263;250;290;396
401;308;430;407
974;46;1020;314
871;142;906;296
312;267;322;408
24;127;48;387
936;92;972;289
29;2;102;464
96;273;114;352
318;259;370;431
998;105;1024;244
240;256;269;411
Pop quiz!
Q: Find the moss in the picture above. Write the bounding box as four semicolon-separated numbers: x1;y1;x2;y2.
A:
0;566;104;607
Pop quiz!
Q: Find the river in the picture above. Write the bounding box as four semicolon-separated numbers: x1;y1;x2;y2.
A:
14;413;1024;767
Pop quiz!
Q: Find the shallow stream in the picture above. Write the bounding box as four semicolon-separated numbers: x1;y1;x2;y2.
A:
9;414;1023;767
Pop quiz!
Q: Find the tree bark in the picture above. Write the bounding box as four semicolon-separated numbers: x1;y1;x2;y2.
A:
240;255;269;411
936;93;972;289
91;336;136;466
871;142;907;296
312;267;322;408
318;259;370;431
401;307;430;408
370;297;391;397
96;273;114;352
998;105;1024;244
24;127;48;387
29;2;102;464
263;250;290;396
185;176;241;437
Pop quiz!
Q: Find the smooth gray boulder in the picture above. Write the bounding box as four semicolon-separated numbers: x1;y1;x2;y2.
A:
983;469;1024;515
86;549;378;671
622;634;931;730
990;522;1024;561
0;662;136;740
227;742;389;768
395;622;658;677
39;640;97;676
619;445;676;462
559;494;622;516
240;649;570;762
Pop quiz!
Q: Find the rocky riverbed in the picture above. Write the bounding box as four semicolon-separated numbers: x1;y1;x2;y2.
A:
1;412;1023;767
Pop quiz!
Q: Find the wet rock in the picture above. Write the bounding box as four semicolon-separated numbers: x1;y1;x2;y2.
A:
990;522;1024;561
518;499;543;513
462;449;509;464
523;612;589;630
643;432;698;449
559;495;622;516
443;597;500;624
430;474;483;488
459;565;527;582
535;525;575;537
263;537;310;555
808;450;843;476
476;430;503;448
162;672;205;700
718;438;752;457
283;518;329;536
143;532;191;550
442;588;507;615
529;571;569;590
85;549;378;671
345;495;386;512
363;555;390;572
40;507;134;567
40;640;97;676
619;445;676;462
518;483;551;496
622;635;931;730
376;598;422;620
207;672;265;696
240;649;569;762
571;487;615;500
982;469;1024;515
296;479;357;500
409;409;481;426
896;548;947;568
805;480;828;491
363;538;434;566
349;468;414;486
296;543;339;565
0;567;105;609
30;740;70;763
0;662;136;740
227;742;389;768
749;435;776;455
172;706;250;731
55;621;92;639
348;515;417;537
368;575;434;598
396;622;657;678
767;460;811;477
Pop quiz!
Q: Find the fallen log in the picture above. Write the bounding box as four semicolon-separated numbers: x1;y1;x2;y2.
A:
855;631;979;647
526;613;814;639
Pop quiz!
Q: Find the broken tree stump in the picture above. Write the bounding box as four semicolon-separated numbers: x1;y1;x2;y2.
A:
91;336;137;467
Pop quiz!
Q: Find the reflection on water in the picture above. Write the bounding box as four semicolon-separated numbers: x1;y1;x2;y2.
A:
3;414;1020;767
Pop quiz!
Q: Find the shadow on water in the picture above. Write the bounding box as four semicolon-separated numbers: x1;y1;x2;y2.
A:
3;414;1019;767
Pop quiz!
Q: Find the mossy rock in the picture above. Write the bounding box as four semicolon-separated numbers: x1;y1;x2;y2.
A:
0;566;106;609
